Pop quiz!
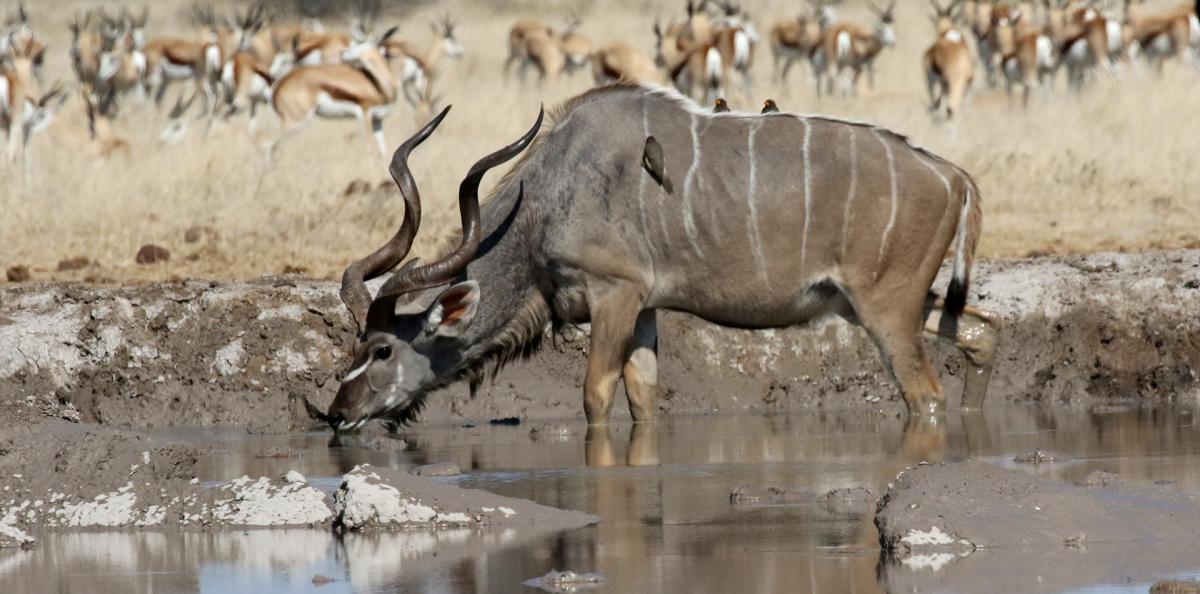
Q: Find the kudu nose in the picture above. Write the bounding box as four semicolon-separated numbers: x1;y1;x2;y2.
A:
326;412;346;431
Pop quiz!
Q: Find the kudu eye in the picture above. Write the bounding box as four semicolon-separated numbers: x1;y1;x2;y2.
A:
374;345;393;361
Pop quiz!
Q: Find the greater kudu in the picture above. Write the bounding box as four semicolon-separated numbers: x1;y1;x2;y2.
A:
327;83;1001;431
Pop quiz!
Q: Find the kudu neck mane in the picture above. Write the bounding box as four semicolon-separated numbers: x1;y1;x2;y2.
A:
411;140;554;392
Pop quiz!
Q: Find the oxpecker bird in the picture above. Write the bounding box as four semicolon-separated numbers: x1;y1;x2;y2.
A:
713;98;730;113
642;135;673;194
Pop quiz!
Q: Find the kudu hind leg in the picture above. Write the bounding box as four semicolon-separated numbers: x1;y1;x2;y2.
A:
857;304;945;415
924;301;1002;410
584;286;644;425
622;310;659;423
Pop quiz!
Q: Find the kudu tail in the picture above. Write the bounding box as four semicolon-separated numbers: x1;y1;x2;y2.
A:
945;180;981;317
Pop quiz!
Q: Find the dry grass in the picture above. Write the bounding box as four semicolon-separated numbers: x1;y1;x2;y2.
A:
3;0;1199;284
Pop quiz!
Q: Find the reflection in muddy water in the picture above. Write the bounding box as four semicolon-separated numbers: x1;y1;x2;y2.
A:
2;405;1199;593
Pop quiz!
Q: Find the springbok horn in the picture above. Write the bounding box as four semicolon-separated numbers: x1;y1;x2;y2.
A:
367;107;546;327
340;105;452;330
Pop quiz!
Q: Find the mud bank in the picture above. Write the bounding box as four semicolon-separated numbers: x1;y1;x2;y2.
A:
2;250;1199;429
0;422;595;535
876;461;1200;593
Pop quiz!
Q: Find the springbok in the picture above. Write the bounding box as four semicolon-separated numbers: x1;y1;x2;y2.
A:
267;26;399;163
924;0;975;118
813;1;898;98
591;42;661;85
96;11;149;104
1059;3;1127;89
3;2;44;81
654;20;726;103
381;16;464;107
504;21;566;83
142;6;223;111
1001;22;1058;105
769;13;822;84
1;39;61;175
80;86;130;159
559;17;594;75
1124;0;1200;69
711;4;759;92
325;82;1001;432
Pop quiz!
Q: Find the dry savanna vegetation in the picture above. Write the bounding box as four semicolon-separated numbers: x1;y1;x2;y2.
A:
2;0;1199;283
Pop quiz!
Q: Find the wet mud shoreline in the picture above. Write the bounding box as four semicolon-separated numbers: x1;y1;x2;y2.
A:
2;250;1199;433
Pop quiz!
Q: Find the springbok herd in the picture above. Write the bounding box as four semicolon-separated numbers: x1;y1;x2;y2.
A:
2;0;1197;176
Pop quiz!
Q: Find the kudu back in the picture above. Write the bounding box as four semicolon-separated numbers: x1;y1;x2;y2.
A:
328;83;1001;431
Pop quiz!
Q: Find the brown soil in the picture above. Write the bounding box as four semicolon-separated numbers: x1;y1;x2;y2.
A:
2;250;1199;433
877;461;1200;593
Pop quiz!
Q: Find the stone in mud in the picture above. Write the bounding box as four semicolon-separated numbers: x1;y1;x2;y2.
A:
56;257;90;272
1012;449;1058;464
5;265;30;282
729;486;807;504
205;475;332;526
1152;580;1200;594
135;244;170;264
0;521;35;548
311;574;337;587
876;461;1200;566
332;464;597;531
1075;470;1121;488
412;462;461;477
819;487;876;514
529;422;575;442
523;570;606;592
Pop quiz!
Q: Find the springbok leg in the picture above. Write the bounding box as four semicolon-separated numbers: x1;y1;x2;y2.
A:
584;285;643;425
622;310;659;423
924;303;1002;410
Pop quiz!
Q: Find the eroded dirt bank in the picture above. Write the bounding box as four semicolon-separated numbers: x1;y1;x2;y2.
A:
0;420;595;538
2;250;1199;431
876;460;1200;593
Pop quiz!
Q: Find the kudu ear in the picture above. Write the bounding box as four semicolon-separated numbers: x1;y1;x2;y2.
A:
425;281;480;338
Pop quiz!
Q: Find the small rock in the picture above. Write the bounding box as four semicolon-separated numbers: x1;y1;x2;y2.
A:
56;256;91;271
412;462;461;477
729;485;806;504
523;570;605;592
342;179;371;197
0;521;36;548
1012;449;1056;465
1152;580;1200;594
282;264;308;275
5;265;30;282
183;225;218;243
529;423;574;442
135;244;171;265
311;574;337;587
1075;470;1121;488
490;417;521;426
820;487;876;514
284;470;307;484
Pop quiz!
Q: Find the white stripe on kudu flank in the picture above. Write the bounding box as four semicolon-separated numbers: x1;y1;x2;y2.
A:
874;129;898;264
746;121;768;283
682;114;704;256
842;127;859;256
800;119;813;267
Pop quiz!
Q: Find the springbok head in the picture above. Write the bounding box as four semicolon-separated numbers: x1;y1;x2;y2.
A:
868;0;898;45
328;106;544;432
341;24;397;91
433;15;464;60
931;0;963;33
807;0;839;28
232;2;266;52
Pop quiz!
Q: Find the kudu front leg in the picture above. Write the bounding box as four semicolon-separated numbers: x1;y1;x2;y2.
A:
584;286;644;425
924;301;1003;410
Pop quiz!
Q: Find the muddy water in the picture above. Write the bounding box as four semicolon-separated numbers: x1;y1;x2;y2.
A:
3;405;1200;594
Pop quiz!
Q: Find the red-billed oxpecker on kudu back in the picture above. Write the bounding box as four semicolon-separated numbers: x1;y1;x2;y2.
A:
327;83;1002;432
